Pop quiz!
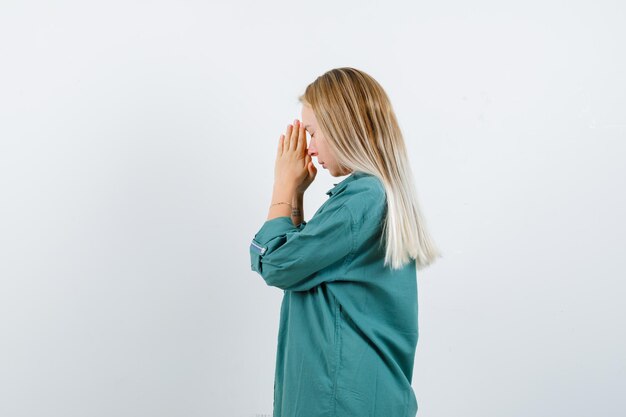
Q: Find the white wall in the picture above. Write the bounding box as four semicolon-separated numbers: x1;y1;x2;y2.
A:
1;1;624;416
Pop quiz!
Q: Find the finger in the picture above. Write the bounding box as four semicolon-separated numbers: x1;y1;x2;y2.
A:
296;122;305;154
284;124;293;150
290;121;299;150
277;134;284;156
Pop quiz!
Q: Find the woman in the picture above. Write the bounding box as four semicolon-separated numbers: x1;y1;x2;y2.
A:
249;67;441;417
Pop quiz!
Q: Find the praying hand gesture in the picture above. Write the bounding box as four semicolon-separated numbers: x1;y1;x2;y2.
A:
274;119;317;194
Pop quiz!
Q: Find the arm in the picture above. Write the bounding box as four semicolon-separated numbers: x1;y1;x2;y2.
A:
266;182;305;228
291;192;304;227
250;202;353;292
266;183;296;221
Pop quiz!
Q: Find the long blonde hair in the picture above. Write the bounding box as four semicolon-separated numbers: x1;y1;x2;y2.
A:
298;67;442;270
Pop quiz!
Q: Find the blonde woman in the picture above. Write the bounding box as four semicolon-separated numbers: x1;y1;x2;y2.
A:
250;67;441;417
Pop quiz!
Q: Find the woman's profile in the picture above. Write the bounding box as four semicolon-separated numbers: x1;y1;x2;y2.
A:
250;67;441;417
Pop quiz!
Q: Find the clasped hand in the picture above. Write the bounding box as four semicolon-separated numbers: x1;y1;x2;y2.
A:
274;119;317;194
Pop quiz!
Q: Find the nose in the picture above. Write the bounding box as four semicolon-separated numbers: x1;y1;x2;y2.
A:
307;142;317;157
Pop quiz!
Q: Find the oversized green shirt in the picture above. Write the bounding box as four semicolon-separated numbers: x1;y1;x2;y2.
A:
250;171;419;417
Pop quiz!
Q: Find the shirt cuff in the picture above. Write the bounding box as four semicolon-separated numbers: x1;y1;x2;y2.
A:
250;217;306;264
253;216;297;246
250;216;300;272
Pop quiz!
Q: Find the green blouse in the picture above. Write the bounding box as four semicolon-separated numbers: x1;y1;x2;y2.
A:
250;171;419;417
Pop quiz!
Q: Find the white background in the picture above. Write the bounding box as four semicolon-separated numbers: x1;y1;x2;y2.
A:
1;1;625;416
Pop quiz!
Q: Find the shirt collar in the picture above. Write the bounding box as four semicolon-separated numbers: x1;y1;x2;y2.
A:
325;171;368;196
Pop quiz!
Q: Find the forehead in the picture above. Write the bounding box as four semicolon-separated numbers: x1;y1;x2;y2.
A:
301;104;315;121
301;109;316;132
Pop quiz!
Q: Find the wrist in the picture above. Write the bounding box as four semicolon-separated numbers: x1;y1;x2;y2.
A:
291;193;304;225
292;193;303;213
272;183;297;202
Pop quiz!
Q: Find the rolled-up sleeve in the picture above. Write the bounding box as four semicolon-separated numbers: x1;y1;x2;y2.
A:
249;203;354;292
